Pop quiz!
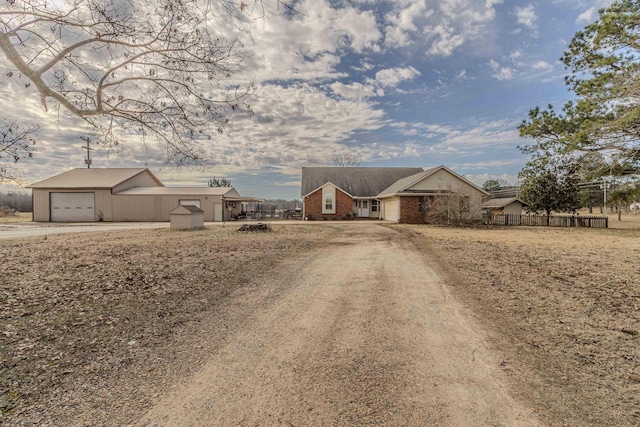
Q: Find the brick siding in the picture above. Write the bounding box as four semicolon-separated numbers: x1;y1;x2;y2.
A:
399;196;426;224
304;187;353;220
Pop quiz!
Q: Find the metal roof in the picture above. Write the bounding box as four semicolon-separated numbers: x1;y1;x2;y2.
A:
170;205;205;214
28;168;162;189
301;167;424;197
116;187;236;196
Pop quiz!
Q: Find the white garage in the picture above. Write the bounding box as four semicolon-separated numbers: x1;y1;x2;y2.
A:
50;192;96;222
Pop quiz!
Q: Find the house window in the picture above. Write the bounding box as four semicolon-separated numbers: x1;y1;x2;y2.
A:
322;185;336;214
459;196;470;213
325;194;333;211
419;196;431;212
371;200;379;212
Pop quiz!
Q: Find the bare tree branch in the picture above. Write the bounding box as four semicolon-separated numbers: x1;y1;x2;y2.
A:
0;118;39;183
0;0;284;165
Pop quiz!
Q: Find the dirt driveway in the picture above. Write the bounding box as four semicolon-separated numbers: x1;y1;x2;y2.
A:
139;224;538;426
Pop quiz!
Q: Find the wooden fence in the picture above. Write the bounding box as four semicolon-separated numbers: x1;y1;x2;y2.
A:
483;213;608;228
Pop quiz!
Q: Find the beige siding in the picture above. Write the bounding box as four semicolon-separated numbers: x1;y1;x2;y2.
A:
112;171;162;193
383;198;400;222
111;194;222;221
32;189;50;222
503;202;524;215
33;189;111;222
407;169;483;196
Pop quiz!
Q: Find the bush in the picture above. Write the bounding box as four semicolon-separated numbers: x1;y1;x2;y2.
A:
0;204;17;217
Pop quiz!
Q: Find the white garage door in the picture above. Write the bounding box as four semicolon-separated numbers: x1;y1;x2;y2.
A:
50;192;95;222
383;199;400;222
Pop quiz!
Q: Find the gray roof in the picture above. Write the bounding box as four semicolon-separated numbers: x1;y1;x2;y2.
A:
28;168;161;189
301;167;424;197
482;197;527;208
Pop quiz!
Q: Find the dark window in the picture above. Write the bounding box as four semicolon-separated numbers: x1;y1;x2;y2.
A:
371;200;379;212
459;197;469;212
419;196;431;212
325;195;333;211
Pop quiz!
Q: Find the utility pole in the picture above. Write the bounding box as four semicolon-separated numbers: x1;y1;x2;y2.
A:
81;136;93;168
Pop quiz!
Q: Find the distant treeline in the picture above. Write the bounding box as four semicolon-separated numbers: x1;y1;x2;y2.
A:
0;191;32;212
246;199;302;213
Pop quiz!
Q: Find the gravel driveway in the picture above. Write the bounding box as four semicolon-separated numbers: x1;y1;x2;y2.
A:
139;224;538;426
0;222;169;239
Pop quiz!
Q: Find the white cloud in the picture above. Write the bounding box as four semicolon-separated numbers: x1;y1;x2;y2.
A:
383;0;503;57
532;60;553;70
330;81;380;100
575;7;597;24
391;119;521;154
424;23;466;56
384;0;429;48
489;59;515;80
374;66;421;87
515;4;537;30
232;0;382;83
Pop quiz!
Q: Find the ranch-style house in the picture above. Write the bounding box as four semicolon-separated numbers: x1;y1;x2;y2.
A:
301;165;489;223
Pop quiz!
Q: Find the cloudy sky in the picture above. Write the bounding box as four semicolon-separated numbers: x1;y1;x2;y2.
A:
1;0;614;199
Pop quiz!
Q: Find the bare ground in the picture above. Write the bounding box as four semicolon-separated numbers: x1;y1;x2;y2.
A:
139;224;537;426
1;222;638;426
396;224;640;426
0;225;335;425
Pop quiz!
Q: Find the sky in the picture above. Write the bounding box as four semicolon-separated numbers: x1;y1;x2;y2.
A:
0;0;615;199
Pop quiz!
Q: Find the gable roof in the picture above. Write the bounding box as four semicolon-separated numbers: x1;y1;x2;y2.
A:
28;168;163;189
301;167;424;197
170;205;204;214
482;197;528;208
377;165;490;198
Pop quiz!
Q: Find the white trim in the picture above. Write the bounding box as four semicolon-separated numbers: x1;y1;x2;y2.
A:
302;181;354;198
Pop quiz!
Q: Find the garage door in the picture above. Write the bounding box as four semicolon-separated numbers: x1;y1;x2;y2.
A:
383;199;400;222
50;192;95;222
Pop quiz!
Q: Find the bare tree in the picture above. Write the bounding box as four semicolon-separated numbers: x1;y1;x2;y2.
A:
332;152;361;167
0;118;38;183
424;186;484;226
0;0;261;165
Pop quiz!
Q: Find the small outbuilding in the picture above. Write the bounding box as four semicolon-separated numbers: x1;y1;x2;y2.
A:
170;205;205;230
482;197;528;215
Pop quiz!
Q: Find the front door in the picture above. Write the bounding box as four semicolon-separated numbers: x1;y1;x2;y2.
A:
356;200;369;217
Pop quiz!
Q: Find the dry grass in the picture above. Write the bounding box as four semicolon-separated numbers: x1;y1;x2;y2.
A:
0;225;337;425
397;224;640;426
606;213;640;229
0;212;31;223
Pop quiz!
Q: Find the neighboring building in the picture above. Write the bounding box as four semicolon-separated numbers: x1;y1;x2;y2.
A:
301;165;489;223
482;197;528;215
28;168;259;222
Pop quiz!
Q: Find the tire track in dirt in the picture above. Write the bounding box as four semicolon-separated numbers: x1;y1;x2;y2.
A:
139;224;539;426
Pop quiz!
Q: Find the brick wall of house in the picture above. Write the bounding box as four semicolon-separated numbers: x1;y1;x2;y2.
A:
304;188;353;220
399;196;426;224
